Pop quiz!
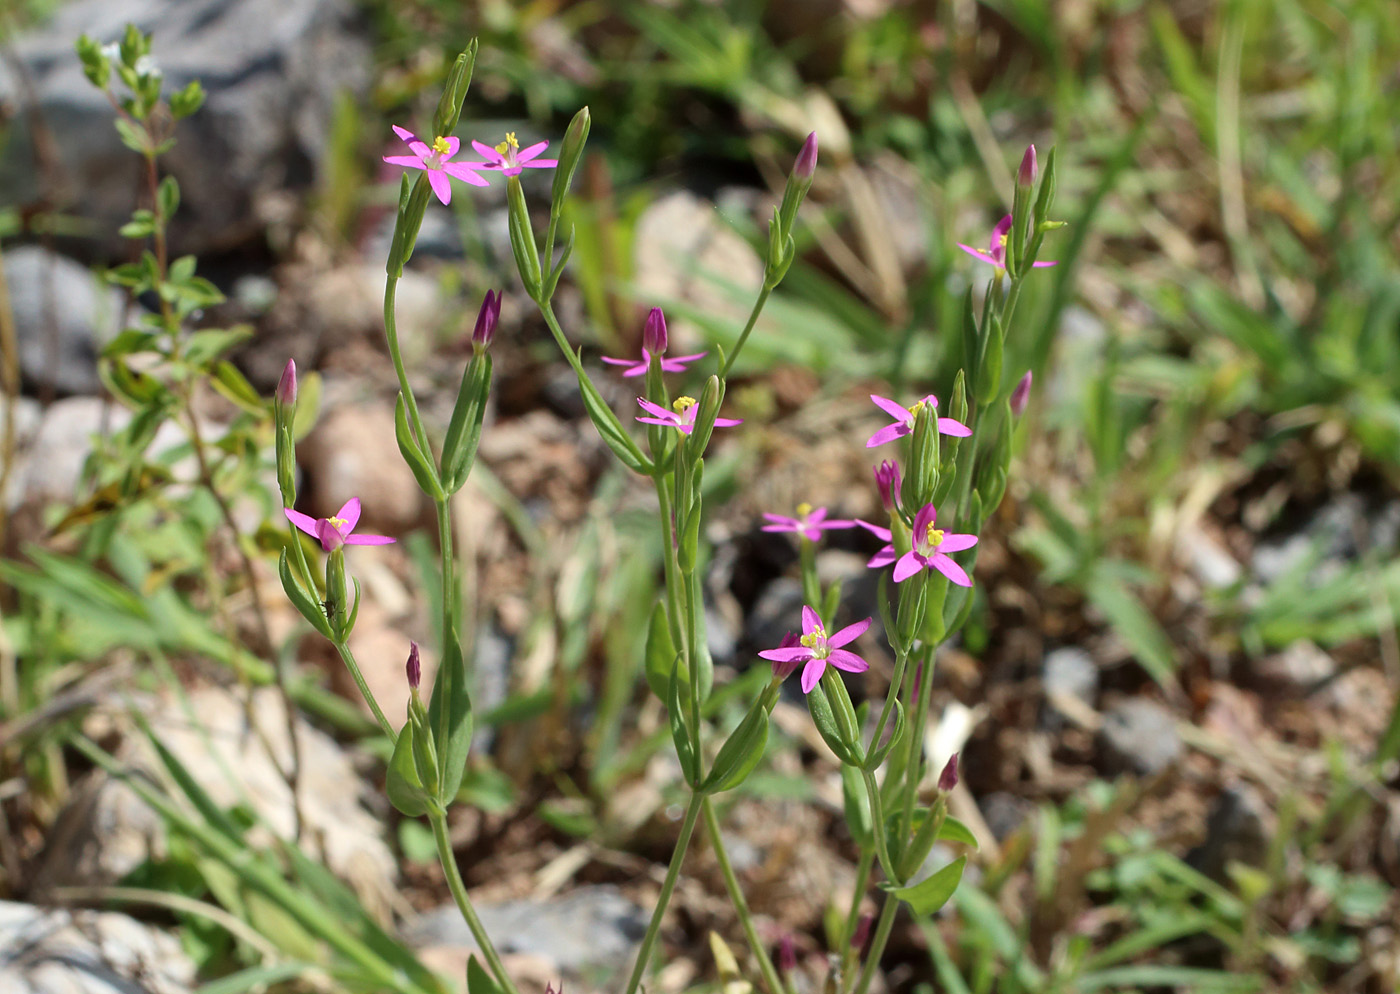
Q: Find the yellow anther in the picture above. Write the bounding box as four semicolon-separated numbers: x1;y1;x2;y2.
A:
797;502;813;518
431;136;452;155
672;396;697;413
907;399;926;418
926;524;945;548
327;516;347;529
799;625;825;650
494;131;520;156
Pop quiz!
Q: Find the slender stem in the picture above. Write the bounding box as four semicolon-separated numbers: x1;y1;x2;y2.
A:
332;641;396;741
865;650;907;760
431;810;519;994
799;538;821;614
851;893;899;994
836;847;874;987
860;767;899;885
383;277;433;453
703;798;784;994
719;285;773;379
623;791;705;994
897;642;936;844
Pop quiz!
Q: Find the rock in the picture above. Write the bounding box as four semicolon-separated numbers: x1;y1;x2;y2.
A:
298;400;425;533
0;900;195;994
1253;639;1336;695
633;191;764;352
4;247;126;395
745;577;805;653
1186;783;1270;881
0;0;369;256
1252;494;1366;585
979;791;1033;842
305;265;445;366
1178;524;1242;589
1040;646;1098;729
1097;697;1182;776
407;885;647;981
470;625;513;752
32;686;397;919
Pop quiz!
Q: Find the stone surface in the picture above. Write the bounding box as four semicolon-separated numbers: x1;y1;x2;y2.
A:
32;686;397;919
1040;646;1099;729
1253;639;1337;695
979;791;1034;842
1186;783;1270;881
297;399;425;533
407;885;647;980
0;0;369;255
1097;697;1182;776
0;900;195;994
4;247;125;395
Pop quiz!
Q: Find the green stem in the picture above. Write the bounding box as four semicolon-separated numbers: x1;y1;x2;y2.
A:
897;642;936;844
622;791;705;994
332;641;396;741
851;893;899;994
860;767;900;885
430;810;519;994
384;277;433;453
837;847;874;988
703;798;784;994
799;538;821;614
865;650;907;760
718;285;773;379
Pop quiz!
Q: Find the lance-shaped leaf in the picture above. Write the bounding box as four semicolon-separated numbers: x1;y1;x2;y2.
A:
427;631;473;803
441;352;492;492
395;393;446;500
887;855;967;916
387;721;430;817
807;680;862;767
668;654;701;786
279;549;332;639
702;696;769;794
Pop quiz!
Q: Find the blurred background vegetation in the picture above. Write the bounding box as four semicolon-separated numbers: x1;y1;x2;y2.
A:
1;0;1398;992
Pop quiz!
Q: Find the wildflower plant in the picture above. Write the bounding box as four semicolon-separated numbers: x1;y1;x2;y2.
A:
267;37;1060;994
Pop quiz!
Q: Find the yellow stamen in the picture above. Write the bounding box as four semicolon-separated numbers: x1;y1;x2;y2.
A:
908;399;927;418
494;131;520;155
799;626;825;649
431;136;451;155
327;516;347;530
672;396;697;413
926;524;945;548
797;502;813;518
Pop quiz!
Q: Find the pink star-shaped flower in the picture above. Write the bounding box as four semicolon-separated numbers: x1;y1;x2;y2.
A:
383;126;490;206
761;503;856;542
468;132;557;177
956;214;1057;272
635;396;742;435
866;394;972;448
285;498;396;552
601;349;707;378
759;606;871;695
859;504;977;586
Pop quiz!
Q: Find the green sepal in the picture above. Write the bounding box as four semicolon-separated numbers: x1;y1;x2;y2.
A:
1033;146;1057;228
907;404;940;511
807;678;863;767
340;576;362;641
386;175;431;279
394;392;446;500
427;632;474;803
668;654;701;787
278;549;332;639
895;568;928;649
822;579;843;632
507;176;543;300
551;106;591;215
863;699;905;772
701;696;769;794
431;41;478;138
885;855;967;916
684;375;724;459
441;352;492;492
575;349;652;474
840;763;873;848
408;701;441;799
677;498;703;573
324;549;348;635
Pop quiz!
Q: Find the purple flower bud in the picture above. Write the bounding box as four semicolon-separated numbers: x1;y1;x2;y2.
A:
938;753;959;792
852;912;874;952
777;934;797;973
643;306;668;356
1017;144;1037;189
406;641;421;691
794;132;818;181
770;631;803;681
1010;370;1033;417
276;359;297;408
873;460;901;512
472;290;501;351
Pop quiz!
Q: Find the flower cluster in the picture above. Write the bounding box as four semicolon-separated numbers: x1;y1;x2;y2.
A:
384;127;557;206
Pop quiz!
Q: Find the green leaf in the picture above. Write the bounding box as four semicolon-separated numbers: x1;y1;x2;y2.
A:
210;361;268;415
278;549;333;639
643;600;677;700
887;855;966;916
863;699;904;771
182;327;253;367
158;176;180;219
102;328;159;359
806;680;861;766
668;653;700;786
1085;565;1176;689
386;724;429;817
394;392;445;500
169;79;205;119
467;955;505;994
576;356;652;474
441;353;491;492
937;816;980;849
114;117;148;155
840;763;873;847
426;632;473;803
701;696;769;793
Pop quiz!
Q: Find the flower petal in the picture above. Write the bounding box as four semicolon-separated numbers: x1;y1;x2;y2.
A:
635;416;673;427
315;519;345;552
470;140;502;163
284;508;319;538
336;498;362;533
523;159;559;169
345;533;396;546
937;417;973;437
827;648;869;673
937;533;978;553
636;397;672;419
867;547;898;568
759;647;811;663
515;141;550;162
440;136;461;158
869;394;912;422
713;416;744;427
383;155;427;169
990;214;1013;252
762;514;799;528
892;550;924;583
828;617;872;648
911;502;937;536
855;520;892;541
800;657;827;695
801;605;822;635
407;140;434;159
601;356;636;366
1032;260;1058;268
956;243;1001;267
427;169;452;205
865;423;908;448
932;553;972;587
442;161;492;186
391;125;416;143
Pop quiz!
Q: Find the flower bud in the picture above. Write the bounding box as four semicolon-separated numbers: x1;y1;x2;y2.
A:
852;912;874;952
1010;370;1033;417
1017;144;1037;189
794;131;818;181
770;632;803;681
642;306;668;356
938;752;959;792
472;290;500;352
873;460;901;513
276;359;297;409
777;934;797;973
406;641;421;691
551;105;591;211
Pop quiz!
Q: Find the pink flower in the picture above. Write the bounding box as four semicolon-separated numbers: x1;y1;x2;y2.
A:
768;632;804;680
864;503;977;586
603;350;706;378
866;393;972;448
383;126;490;206
759;606;871;695
957;214;1057;272
761;503;856;542
285;498;396;552
635;396;742;435
468;132;558;177
873;460;901;513
1010;370;1033;416
1017;144;1037;189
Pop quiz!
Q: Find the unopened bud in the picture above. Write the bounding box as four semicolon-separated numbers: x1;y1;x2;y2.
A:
406;641;421;691
276;359;297;409
770;632;803;681
873;460;901;513
777;934;797;973
938;753;959;792
472;289;500;352
794;131;818;181
852;912;874;952
1010;370;1032;417
642;306;668;356
1017;144;1037;189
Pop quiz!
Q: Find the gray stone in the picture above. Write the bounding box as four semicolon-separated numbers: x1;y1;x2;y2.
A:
1252;494;1365;585
1097;697;1182;776
1186;784;1270;881
407;885;647;977
298;399;425;534
1041;646;1098;729
745;577;805;652
470;625;513;752
0;900;195;994
979;791;1033;842
4;247;125;395
1253;639;1336;694
0;0;369;255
